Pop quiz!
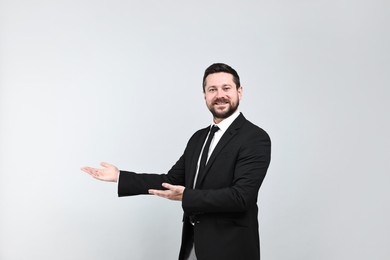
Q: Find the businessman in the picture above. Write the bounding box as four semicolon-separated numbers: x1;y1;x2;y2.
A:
82;63;271;260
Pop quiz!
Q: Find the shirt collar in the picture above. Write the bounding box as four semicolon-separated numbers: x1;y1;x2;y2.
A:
212;109;240;132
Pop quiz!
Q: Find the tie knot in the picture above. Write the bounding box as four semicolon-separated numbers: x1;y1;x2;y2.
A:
210;125;219;134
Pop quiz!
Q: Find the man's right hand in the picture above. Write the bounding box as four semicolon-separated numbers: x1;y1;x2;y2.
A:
81;162;119;182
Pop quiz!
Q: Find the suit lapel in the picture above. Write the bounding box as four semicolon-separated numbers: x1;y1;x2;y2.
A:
195;114;246;188
188;127;209;187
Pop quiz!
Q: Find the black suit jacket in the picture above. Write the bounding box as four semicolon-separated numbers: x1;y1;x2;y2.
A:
118;113;271;260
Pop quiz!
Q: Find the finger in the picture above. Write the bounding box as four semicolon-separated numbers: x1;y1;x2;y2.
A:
161;183;175;190
149;189;170;198
148;189;163;195
100;162;111;168
86;171;98;178
81;167;95;174
81;166;90;172
162;183;184;194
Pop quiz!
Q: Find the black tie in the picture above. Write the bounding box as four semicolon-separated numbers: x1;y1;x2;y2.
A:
198;125;220;174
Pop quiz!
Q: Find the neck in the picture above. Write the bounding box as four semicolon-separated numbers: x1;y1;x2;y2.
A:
213;117;223;124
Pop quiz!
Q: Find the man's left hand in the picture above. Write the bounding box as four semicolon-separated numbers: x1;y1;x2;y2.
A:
148;183;185;201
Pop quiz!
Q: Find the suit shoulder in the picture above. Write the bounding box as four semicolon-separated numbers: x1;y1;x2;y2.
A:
185;126;209;144
243;119;270;138
192;126;209;138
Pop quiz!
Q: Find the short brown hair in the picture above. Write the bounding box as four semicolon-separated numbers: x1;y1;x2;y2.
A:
202;63;241;92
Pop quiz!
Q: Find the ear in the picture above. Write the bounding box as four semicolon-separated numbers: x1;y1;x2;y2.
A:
238;86;243;100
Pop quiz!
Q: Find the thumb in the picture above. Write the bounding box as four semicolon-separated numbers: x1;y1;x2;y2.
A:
100;162;112;168
162;183;173;190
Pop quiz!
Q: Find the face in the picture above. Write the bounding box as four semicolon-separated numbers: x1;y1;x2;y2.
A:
204;72;242;123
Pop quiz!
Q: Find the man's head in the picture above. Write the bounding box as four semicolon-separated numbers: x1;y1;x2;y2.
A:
203;63;242;123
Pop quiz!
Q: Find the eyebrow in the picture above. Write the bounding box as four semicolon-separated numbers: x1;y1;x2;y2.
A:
207;84;233;89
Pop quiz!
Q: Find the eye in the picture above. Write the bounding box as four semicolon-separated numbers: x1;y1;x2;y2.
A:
223;86;231;91
208;88;216;93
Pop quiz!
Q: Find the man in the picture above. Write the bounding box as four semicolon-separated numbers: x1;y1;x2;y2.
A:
82;63;271;260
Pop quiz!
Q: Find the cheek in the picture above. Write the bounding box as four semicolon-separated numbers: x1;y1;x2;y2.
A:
206;98;214;105
205;94;214;103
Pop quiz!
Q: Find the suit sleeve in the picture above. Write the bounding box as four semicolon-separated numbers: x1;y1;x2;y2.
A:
118;154;186;197
117;129;204;197
182;130;271;214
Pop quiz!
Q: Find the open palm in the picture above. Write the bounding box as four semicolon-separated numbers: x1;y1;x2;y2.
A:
81;162;119;182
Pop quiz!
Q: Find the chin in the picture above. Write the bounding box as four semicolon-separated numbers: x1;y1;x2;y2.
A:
214;111;230;119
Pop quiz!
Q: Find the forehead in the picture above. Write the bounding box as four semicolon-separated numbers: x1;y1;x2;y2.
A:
205;72;235;88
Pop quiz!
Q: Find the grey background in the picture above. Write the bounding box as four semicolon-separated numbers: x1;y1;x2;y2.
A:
0;0;389;259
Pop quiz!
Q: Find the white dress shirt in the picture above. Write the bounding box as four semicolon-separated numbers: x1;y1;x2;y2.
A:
193;109;240;187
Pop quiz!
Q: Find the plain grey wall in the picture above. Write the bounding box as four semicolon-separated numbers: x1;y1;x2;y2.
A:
0;0;389;259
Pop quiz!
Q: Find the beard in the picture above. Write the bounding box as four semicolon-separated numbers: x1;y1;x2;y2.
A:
208;97;239;121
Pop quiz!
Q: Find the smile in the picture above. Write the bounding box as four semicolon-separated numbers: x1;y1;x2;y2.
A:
214;100;229;105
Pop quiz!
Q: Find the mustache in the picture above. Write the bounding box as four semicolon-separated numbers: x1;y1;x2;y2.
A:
213;97;229;104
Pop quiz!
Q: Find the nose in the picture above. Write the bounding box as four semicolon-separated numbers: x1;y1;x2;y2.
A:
216;88;225;98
